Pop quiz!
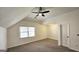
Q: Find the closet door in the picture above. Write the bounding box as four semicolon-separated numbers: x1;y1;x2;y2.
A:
62;24;70;48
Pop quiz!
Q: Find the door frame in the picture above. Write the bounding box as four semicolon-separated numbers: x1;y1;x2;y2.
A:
58;24;62;46
66;24;70;48
58;24;70;48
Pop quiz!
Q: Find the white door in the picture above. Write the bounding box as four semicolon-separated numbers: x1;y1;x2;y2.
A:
62;24;70;48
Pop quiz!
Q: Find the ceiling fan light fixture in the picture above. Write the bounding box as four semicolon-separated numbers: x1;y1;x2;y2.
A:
39;13;41;16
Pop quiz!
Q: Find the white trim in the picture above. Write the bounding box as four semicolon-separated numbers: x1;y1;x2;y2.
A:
58;24;62;46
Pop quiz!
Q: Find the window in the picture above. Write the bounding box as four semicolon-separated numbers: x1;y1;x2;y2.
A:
20;27;35;38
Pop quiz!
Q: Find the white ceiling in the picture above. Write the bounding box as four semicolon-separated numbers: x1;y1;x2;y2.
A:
0;7;79;28
0;7;33;28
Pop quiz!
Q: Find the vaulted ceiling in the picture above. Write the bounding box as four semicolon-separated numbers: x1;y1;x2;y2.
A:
0;7;33;28
0;7;79;28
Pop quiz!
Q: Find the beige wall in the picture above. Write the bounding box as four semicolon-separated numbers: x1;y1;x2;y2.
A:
47;24;59;40
7;18;59;48
46;9;79;51
0;27;7;51
7;19;47;48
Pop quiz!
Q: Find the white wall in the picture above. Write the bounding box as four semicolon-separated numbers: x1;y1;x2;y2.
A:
46;9;79;51
47;24;59;40
0;27;7;51
7;19;47;48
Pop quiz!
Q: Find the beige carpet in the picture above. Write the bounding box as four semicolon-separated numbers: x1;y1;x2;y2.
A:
7;39;76;52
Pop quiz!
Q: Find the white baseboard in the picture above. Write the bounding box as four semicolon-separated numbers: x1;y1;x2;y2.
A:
68;47;79;52
62;44;79;52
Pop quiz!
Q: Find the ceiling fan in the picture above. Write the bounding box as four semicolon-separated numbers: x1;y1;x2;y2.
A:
32;7;50;17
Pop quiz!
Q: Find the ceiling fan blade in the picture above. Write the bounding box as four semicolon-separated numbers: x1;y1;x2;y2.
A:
32;12;38;13
42;11;50;13
42;13;45;17
32;11;50;13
